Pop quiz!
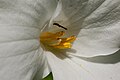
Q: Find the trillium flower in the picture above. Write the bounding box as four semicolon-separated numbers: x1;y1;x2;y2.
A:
0;0;120;80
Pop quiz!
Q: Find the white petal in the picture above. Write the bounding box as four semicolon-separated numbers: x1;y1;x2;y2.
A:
41;0;62;32
33;51;51;80
46;51;95;80
71;22;120;57
48;0;62;29
46;50;120;80
0;0;57;80
51;0;120;57
70;51;120;80
0;0;57;28
0;47;41;80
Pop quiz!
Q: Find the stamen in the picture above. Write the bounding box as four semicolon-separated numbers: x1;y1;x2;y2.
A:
40;31;76;49
40;31;65;41
60;36;76;43
53;23;68;30
51;42;72;49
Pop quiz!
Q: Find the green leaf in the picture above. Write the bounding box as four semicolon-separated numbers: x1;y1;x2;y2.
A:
42;73;53;80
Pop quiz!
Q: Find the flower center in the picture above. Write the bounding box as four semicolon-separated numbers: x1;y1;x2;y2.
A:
40;31;76;49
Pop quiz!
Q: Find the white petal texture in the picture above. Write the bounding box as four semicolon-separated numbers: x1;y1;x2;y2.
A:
51;0;120;57
70;50;120;80
45;0;120;80
46;51;93;80
46;49;120;80
0;0;57;80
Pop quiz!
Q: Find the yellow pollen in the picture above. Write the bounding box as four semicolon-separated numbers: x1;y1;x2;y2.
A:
40;31;76;49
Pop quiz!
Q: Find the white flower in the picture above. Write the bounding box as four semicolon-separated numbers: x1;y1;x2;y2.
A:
0;0;120;80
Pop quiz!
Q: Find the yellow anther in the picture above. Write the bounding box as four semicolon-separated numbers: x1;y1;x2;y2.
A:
54;31;65;37
40;31;64;41
60;36;76;43
51;42;72;49
40;31;76;49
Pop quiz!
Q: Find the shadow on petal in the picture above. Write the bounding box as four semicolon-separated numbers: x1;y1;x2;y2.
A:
78;50;120;64
45;47;77;59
